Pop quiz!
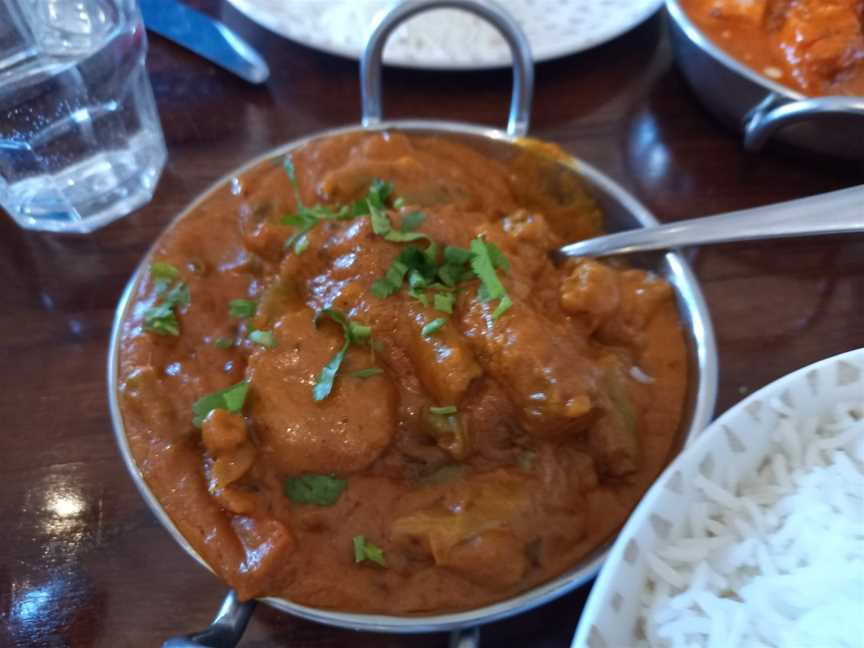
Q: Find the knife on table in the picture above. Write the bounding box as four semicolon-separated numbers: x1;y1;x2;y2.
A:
139;0;270;84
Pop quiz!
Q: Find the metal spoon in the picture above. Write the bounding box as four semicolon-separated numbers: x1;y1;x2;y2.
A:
557;185;864;259
162;591;255;648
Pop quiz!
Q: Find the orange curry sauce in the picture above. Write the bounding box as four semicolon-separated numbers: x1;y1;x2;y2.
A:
117;132;687;613
681;0;864;96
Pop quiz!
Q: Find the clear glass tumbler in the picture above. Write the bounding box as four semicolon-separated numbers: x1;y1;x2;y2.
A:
0;0;167;233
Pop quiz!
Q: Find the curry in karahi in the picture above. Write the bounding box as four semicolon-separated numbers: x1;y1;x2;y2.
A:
117;132;687;613
681;0;864;96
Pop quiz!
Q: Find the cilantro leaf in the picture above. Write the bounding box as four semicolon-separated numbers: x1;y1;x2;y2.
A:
443;246;472;265
401;211;426;232
370;253;412;299
249;330;277;348
229;299;256;319
492;294;513;320
283;156;304;209
367;199;392;236
353;535;386;566
350;367;383;378
372;278;398;299
469;237;512;320
151;261;180;291
433;292;454;314
281;212;318;229
367;179;393;209
144;264;189;337
437;263;466;287
281;160;370;254
284;474;347;506
486;241;510;271
348;322;372;343
293;233;310;254
163;283;190;308
312;309;372;401
384;230;430;243
144;301;179;336
429;405;458;415
214;337;233;349
409;285;430;306
421;317;447;337
423;240;439;267
192;382;249;428
313;342;348;401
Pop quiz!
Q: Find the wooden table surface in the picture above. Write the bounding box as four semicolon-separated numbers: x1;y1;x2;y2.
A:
2;3;862;647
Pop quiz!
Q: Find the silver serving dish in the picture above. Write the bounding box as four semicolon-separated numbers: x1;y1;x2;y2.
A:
666;0;864;159
107;1;718;646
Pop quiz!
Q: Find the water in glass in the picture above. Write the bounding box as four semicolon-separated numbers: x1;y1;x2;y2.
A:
0;0;166;233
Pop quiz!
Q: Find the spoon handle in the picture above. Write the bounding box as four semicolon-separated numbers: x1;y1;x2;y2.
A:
558;185;864;258
162;591;255;648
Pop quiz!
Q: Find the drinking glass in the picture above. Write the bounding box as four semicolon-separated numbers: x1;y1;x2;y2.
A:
0;0;167;233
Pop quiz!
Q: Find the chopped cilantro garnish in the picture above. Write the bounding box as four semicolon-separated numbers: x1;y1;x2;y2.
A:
421;317;447;337
367;179;392;209
384;229;430;243
437;263;467;287
470;237;512;320
443;246;472;265
353;535;386;566
401;211;425;232
312;309;372;401
144;264;190;337
348;322;372;343
283;157;301;205
150;261;180;290
367;198;430;243
368;199;392;236
486;241;510;271
249;330;277;348
371;244;439;301
284;474;346;506
281;156;359;254
293;234;310;254
214;337;233;349
492;294;513;320
429;405;458;416
423;240;439;267
371;256;409;298
313;344;347;402
371;277;398;299
229;299;256;319
350;367;383;378
192;381;249;428
433;292;454;314
144;301;180;336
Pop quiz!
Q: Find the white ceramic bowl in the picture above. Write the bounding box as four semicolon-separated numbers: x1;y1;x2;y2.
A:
572;347;864;648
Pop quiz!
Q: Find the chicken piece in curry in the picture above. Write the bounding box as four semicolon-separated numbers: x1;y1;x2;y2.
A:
681;0;864;96
117;132;688;613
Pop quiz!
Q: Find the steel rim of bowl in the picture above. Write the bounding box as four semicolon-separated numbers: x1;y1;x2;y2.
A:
107;116;719;634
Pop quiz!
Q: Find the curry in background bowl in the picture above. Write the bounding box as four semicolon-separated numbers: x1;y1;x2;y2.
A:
114;131;692;614
680;0;864;96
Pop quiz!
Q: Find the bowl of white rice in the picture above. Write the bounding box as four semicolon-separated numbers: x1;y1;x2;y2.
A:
572;348;864;648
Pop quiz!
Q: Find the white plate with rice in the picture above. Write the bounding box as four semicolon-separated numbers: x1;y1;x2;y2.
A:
572;348;864;648
226;0;664;69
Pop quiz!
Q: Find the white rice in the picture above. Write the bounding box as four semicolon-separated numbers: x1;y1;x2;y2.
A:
638;399;864;648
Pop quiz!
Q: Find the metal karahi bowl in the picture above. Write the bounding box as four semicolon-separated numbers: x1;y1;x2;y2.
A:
666;0;864;159
107;2;718;645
